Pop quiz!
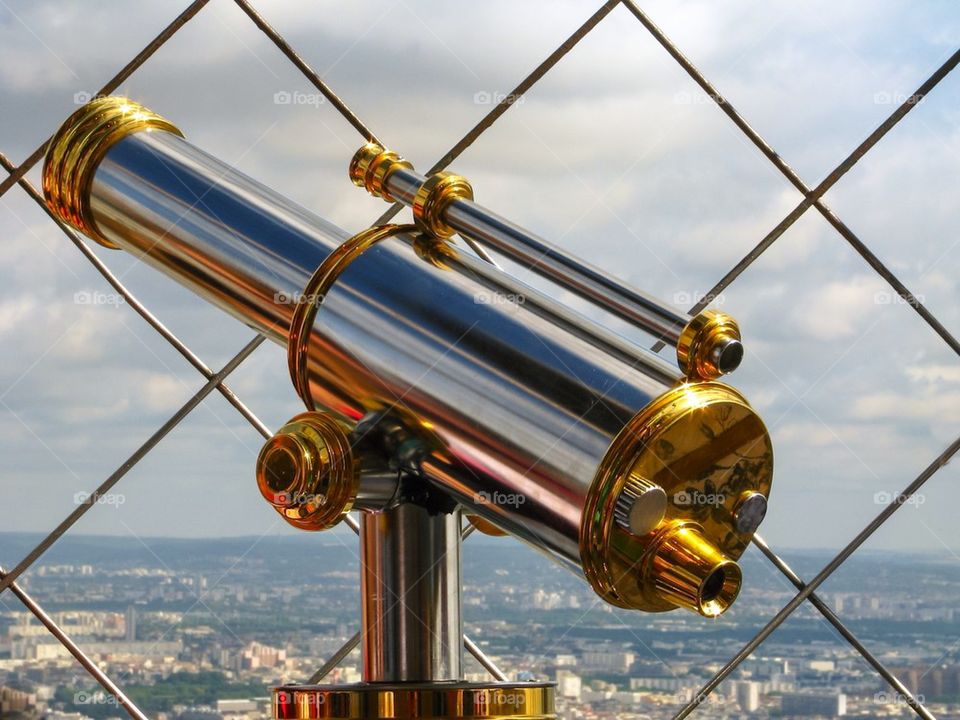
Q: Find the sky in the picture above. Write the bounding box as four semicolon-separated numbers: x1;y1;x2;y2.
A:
0;0;959;575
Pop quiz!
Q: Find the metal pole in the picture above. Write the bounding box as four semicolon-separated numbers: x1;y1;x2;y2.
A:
384;166;693;348
360;502;463;682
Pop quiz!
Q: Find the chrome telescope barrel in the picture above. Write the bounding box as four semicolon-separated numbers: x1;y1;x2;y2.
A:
43;98;773;617
350;144;744;380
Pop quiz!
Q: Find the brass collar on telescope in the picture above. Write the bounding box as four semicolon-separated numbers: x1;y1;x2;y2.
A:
580;381;772;616
287;224;417;410
43;97;182;249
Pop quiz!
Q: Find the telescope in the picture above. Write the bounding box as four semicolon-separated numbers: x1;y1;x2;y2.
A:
44;97;773;720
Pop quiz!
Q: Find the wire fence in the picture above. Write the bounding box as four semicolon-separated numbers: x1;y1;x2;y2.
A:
1;2;958;719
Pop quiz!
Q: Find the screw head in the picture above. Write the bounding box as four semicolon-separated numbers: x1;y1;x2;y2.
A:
734;491;767;535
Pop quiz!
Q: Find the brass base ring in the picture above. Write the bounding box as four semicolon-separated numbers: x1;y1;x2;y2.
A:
273;681;556;719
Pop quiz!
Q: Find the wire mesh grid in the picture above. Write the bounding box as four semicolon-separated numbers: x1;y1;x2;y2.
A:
0;1;958;718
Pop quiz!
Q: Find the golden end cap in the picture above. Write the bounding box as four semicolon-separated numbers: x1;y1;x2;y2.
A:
413;172;474;239
677;310;743;381
348;142;412;203
580;381;772;616
256;412;359;531
42;96;182;249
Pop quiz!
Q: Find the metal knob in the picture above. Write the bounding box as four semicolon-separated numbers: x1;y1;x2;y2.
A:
613;476;667;537
734;491;768;535
256;412;358;531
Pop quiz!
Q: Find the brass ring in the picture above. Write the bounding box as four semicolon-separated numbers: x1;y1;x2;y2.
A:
368;150;412;203
43;97;182;249
287;224;417;409
413;172;473;239
676;310;742;380
348;142;384;188
348;143;413;203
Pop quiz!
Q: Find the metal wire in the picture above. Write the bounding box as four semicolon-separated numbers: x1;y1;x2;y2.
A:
620;1;960;349
0;151;273;441
306;632;507;684
231;0;381;144
673;436;960;719
1;1;958;717
0;566;151;720
751;535;932;720
0;335;265;597
0;0;212;199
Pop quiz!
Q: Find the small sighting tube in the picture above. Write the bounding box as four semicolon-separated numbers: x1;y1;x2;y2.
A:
350;144;744;379
43;98;773;616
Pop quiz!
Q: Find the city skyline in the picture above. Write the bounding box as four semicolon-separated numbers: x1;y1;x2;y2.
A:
0;0;958;553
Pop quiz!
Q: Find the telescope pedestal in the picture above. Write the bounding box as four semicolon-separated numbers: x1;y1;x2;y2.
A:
272;499;557;719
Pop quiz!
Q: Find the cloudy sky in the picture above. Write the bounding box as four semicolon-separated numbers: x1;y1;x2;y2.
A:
1;0;959;574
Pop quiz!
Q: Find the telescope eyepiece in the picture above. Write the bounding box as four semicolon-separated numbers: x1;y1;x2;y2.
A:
648;523;743;618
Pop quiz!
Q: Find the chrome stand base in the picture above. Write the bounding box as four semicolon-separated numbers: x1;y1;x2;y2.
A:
272;681;556;719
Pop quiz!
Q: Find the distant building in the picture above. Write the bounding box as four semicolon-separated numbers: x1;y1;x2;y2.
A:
11;638;181;661
0;686;37;714
556;670;581;701
780;692;846;717
735;681;759;712
217;697;270;716
582;650;635;673
893;665;960;699
125;605;137;642
239;641;286;670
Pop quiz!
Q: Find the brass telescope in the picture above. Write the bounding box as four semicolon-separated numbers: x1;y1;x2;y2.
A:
44;97;773;719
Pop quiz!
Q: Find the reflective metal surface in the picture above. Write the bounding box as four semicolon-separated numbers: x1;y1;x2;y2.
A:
84;126;679;568
50;102;774;615
90;130;347;344
360;502;462;682
380;165;693;348
273;681;555;720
